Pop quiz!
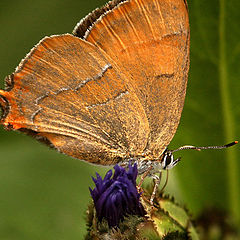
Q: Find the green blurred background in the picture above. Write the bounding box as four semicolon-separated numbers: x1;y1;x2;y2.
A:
0;0;239;239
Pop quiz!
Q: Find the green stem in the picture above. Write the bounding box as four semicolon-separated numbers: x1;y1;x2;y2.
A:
219;0;239;223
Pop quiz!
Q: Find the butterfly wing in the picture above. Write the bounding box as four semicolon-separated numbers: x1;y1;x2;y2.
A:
74;0;190;159
0;34;149;164
0;0;189;164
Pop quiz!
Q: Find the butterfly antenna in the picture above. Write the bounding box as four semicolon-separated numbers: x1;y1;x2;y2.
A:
172;141;238;153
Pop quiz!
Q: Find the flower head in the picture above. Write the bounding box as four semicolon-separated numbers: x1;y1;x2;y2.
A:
89;163;145;227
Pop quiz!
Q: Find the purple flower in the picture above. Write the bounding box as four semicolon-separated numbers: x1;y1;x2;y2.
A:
89;163;145;227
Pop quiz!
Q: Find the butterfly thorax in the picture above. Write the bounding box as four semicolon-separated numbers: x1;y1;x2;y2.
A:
120;149;181;176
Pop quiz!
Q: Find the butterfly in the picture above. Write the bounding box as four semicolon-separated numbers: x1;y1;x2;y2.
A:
2;0;234;176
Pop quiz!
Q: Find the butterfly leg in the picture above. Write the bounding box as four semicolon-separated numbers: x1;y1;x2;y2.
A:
150;171;162;205
138;165;153;189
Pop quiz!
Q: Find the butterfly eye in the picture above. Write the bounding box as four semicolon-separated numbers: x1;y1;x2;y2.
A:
162;153;172;169
162;152;181;170
167;155;173;166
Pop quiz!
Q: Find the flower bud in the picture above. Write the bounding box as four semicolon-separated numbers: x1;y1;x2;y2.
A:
85;164;198;239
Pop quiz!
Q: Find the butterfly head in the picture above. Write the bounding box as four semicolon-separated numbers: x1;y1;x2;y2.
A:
161;149;181;170
133;141;238;176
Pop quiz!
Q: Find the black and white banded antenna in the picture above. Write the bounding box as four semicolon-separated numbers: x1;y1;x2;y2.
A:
171;141;238;153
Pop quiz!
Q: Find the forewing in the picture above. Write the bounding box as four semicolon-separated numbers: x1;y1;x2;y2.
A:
74;0;190;159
